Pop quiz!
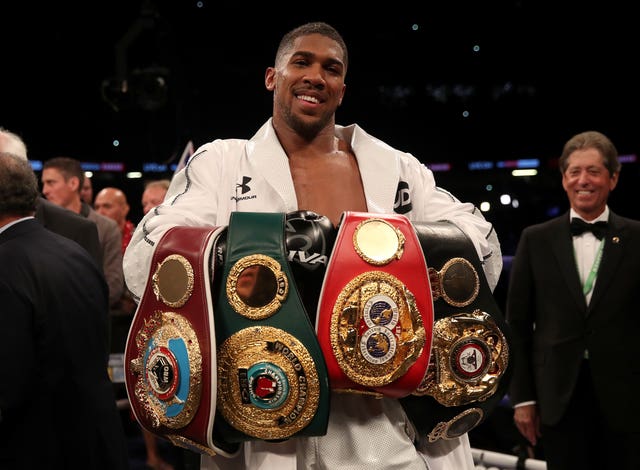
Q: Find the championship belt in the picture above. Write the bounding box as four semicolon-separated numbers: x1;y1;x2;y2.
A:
399;221;512;442
124;226;235;457
213;212;330;443
316;211;434;398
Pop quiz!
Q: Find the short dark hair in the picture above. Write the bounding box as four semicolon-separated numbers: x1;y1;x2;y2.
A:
43;156;85;192
275;21;348;71
0;152;39;217
558;131;621;175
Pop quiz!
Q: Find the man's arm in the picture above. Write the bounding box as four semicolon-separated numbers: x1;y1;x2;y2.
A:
124;143;223;300
101;219;124;307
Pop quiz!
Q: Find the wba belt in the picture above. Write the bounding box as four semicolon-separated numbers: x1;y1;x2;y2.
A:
124;226;234;457
399;221;511;442
213;212;330;443
316;211;434;398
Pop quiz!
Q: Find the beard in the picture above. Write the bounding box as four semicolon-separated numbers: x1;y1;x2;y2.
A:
277;97;335;141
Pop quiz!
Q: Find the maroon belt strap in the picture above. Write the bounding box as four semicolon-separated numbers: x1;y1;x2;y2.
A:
124;226;237;457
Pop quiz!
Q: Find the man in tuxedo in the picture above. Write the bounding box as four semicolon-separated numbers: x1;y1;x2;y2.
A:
506;130;640;469
0;128;101;267
0;152;129;469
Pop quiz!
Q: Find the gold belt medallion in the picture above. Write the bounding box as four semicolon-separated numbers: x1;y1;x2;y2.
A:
129;311;202;430
330;271;425;387
152;254;195;308
226;254;289;320
427;408;484;442
217;326;320;440
414;310;509;406
429;257;479;308
353;217;405;265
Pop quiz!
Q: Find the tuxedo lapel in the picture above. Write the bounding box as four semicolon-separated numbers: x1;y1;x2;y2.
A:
588;212;625;313
550;216;585;310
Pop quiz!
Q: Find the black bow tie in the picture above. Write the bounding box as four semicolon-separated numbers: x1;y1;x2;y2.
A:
570;218;608;240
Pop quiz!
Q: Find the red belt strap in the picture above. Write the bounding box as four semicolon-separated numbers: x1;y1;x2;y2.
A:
316;212;434;398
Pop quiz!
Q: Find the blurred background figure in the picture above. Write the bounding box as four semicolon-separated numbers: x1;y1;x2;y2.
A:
0;128;102;266
81;174;94;205
141;179;170;215
95;185;176;470
94;187;135;253
42;156;124;308
0;152;130;470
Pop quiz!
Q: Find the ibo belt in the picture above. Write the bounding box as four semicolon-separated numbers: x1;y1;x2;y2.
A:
400;221;511;442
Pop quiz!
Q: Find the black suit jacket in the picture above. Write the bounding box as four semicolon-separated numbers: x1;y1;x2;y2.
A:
35;197;102;268
0;219;129;470
506;210;640;431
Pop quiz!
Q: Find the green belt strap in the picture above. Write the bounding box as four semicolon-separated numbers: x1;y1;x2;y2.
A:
213;212;330;444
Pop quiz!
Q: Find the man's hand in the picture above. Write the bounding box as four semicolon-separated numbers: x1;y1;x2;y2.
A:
513;403;541;446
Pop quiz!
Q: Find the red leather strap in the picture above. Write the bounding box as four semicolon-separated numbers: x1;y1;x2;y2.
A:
316;212;434;398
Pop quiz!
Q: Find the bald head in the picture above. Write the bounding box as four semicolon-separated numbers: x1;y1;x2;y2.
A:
94;187;130;229
0;128;28;160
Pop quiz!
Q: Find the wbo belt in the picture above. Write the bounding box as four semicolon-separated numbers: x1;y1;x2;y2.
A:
399;221;511;442
124;225;234;457
213;212;330;444
316;211;434;398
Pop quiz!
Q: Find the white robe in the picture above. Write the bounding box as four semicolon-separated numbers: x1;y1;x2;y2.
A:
124;119;502;469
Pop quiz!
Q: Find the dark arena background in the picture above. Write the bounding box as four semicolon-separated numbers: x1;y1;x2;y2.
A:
4;0;639;278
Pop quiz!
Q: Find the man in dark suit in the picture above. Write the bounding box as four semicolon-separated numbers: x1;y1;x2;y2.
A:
0;152;130;469
35;197;102;266
506;130;640;469
0;127;102;267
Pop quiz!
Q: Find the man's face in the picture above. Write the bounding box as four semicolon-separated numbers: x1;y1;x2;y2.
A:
94;188;129;226
562;147;618;220
41;168;78;209
142;186;167;215
265;33;346;137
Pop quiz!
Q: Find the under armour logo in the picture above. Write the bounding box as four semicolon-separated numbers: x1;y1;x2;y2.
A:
237;176;252;194
394;181;412;214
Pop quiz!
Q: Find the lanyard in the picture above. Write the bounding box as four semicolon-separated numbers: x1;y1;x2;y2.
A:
577;240;604;296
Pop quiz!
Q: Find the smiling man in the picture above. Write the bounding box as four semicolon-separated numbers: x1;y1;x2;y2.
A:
507;130;640;469
124;21;503;470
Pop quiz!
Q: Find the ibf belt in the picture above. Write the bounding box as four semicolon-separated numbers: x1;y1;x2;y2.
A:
316;212;434;398
399;221;511;442
213;212;330;444
124;226;235;457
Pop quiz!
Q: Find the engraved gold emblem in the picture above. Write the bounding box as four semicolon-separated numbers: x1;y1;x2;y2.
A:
217;326;321;440
130;311;202;429
330;271;425;387
353;218;405;265
414;310;509;406
428;257;479;307
427;408;484;442
166;435;218;457
226;255;288;320
152;254;194;308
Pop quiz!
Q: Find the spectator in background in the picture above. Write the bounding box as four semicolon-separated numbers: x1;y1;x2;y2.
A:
141;179;170;216
81;174;94;205
0;152;130;470
0;128;102;266
42;157;124;308
94;187;135;253
506;130;640;469
95;185;176;470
